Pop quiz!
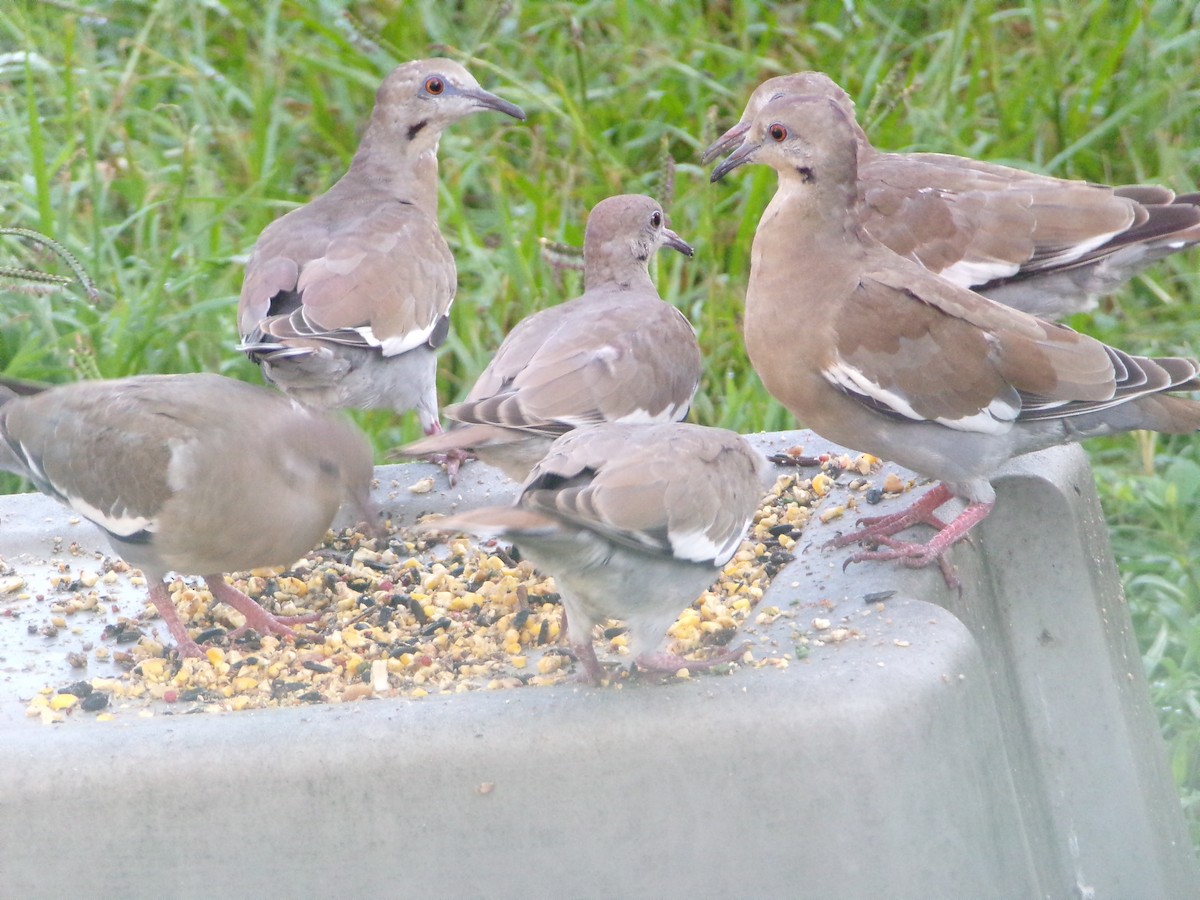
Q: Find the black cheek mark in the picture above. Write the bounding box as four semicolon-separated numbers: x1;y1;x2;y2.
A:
796;166;814;183
407;120;428;140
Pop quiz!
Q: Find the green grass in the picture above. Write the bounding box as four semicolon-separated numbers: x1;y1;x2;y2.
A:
2;0;1199;840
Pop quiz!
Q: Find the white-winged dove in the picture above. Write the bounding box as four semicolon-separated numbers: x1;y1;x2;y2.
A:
237;58;525;477
710;95;1200;584
428;422;765;683
397;194;700;480
0;373;377;657
703;72;1200;319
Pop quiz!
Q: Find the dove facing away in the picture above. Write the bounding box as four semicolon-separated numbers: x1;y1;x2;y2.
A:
429;422;765;683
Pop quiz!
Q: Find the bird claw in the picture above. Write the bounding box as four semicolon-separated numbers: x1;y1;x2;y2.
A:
423;447;472;487
826;483;954;549
204;576;325;643
227;609;322;641
827;510;950;549
845;539;962;590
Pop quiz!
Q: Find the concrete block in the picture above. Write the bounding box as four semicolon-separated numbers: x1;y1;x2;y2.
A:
0;432;1194;899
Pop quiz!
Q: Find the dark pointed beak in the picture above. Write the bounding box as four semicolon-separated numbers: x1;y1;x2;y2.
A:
700;121;749;165
663;227;695;258
710;139;758;183
464;86;527;121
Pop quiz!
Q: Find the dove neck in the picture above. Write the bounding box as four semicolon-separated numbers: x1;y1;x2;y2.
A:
583;244;655;293
770;165;861;243
348;123;441;213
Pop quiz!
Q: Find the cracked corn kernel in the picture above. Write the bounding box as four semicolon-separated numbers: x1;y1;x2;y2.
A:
818;505;845;523
139;658;167;681
755;607;782;625
408;476;435;494
853;454;880;474
810;473;834;497
370;660;389;692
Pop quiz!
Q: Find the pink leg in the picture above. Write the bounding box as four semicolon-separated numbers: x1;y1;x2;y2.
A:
845;500;994;589
555;605;606;684
146;581;204;658
571;639;607;684
204;576;323;641
827;483;954;548
421;420;471;487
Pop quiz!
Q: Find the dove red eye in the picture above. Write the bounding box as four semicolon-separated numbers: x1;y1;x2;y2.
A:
769;123;788;142
424;77;445;95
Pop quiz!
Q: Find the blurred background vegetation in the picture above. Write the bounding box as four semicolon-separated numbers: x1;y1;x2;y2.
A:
2;0;1199;842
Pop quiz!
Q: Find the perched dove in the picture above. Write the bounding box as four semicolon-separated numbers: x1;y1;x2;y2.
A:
398;194;700;480
237;58;526;478
710;94;1200;585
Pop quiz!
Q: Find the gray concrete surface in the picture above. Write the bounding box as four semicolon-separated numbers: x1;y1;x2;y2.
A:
0;431;1195;899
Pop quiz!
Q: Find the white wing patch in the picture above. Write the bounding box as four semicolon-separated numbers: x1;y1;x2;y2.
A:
68;495;156;539
942;229;1125;287
669;526;741;566
937;258;1021;288
614;403;688;425
358;320;442;357
823;356;1017;435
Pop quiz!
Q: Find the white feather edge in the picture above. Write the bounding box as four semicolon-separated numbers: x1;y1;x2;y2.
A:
67;494;156;539
823;356;1016;435
936;257;1021;288
939;226;1125;287
668;527;741;567
359;318;443;357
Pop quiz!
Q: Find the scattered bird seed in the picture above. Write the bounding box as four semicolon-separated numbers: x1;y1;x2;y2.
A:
33;468;860;719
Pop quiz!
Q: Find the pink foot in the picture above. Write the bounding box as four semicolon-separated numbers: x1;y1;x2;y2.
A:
827;483;954;548
421;421;472;486
204;576;324;641
843;500;994;589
